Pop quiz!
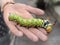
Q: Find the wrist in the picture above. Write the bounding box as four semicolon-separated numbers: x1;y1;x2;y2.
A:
1;0;14;6
1;0;15;11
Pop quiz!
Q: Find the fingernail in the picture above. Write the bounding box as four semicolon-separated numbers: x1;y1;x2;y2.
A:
42;36;48;41
17;32;23;37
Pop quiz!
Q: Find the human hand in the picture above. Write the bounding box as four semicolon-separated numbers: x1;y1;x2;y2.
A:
3;3;48;42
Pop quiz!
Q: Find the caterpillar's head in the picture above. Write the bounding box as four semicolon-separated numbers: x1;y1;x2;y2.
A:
44;20;53;33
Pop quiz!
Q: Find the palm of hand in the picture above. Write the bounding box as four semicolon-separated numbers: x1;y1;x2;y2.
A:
3;3;47;42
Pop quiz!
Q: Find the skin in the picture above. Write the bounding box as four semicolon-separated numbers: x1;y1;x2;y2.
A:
3;3;48;42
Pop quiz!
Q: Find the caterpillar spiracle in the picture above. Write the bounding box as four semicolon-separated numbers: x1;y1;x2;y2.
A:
9;13;53;33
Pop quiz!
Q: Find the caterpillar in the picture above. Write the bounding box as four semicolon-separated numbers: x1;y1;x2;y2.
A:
9;13;53;33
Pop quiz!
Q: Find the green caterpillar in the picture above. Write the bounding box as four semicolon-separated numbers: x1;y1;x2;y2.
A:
9;13;53;33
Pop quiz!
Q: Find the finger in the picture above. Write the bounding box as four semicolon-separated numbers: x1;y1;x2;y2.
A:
13;4;44;16
26;5;45;15
13;8;39;42
29;28;48;41
38;28;47;35
14;7;33;19
17;25;39;42
3;10;23;37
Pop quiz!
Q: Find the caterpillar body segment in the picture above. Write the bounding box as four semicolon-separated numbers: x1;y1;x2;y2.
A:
9;14;44;27
9;13;53;33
